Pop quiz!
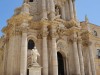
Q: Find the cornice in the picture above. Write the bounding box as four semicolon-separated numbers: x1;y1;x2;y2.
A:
7;13;32;26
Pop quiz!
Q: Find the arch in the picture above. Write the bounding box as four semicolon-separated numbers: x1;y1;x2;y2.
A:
57;39;68;56
27;35;37;42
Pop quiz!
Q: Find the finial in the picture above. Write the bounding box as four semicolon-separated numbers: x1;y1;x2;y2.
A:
85;15;91;32
85;15;89;23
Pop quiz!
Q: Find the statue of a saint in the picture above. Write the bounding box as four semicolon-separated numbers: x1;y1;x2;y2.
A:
31;47;40;64
55;7;60;16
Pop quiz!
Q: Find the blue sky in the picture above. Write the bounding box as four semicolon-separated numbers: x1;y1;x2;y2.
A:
0;0;100;36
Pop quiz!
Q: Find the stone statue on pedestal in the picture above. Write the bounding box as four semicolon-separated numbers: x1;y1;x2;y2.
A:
31;47;40;64
28;47;41;75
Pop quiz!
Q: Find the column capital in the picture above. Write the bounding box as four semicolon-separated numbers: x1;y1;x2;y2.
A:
73;37;77;42
51;32;58;38
78;36;82;44
42;30;49;37
20;20;29;33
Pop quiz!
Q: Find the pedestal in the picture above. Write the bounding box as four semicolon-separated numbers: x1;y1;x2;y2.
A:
28;63;41;75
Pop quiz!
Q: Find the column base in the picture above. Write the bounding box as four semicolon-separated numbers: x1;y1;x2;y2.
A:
28;63;42;75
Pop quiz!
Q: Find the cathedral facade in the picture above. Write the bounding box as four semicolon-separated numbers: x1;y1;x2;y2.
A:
0;0;100;75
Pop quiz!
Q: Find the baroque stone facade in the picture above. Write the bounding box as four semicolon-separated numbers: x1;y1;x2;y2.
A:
0;0;100;75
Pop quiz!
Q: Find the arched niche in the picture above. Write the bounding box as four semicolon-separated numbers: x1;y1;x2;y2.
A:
28;39;35;50
94;30;98;36
29;0;34;2
55;5;61;17
27;35;37;68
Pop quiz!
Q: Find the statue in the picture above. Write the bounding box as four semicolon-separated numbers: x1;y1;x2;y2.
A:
31;47;40;64
55;7;60;16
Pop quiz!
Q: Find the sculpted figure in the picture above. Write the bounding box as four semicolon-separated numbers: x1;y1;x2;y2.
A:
55;7;60;16
31;47;40;64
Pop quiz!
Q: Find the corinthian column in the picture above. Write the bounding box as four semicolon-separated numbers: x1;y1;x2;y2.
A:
69;0;74;19
51;25;58;75
78;37;85;75
88;42;96;75
42;25;48;75
42;0;47;19
20;21;28;75
72;32;81;75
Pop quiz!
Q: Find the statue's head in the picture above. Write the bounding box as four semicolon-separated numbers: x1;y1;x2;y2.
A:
34;47;36;49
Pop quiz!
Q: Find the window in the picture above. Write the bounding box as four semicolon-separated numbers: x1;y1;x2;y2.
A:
28;40;35;50
97;49;100;59
29;0;33;2
94;30;97;36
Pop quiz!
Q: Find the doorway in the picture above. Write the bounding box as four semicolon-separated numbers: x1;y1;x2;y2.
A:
57;52;65;75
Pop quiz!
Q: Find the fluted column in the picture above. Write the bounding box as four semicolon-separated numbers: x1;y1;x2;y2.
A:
42;0;47;19
73;32;81;75
88;42;96;75
69;0;74;19
50;0;55;20
42;25;48;75
51;25;58;75
78;37;85;75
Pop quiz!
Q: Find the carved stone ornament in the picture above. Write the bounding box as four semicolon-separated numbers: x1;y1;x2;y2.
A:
57;40;67;52
7;13;32;26
51;32;58;38
42;31;49;37
65;19;78;28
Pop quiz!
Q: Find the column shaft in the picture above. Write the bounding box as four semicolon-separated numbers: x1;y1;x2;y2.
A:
89;44;96;75
61;6;66;19
73;33;81;75
42;36;48;75
50;0;55;20
65;0;70;20
78;39;85;75
69;0;74;19
52;37;58;75
73;0;77;19
42;0;47;19
20;32;27;75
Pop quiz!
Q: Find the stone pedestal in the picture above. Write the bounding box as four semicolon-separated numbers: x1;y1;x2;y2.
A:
28;63;41;75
